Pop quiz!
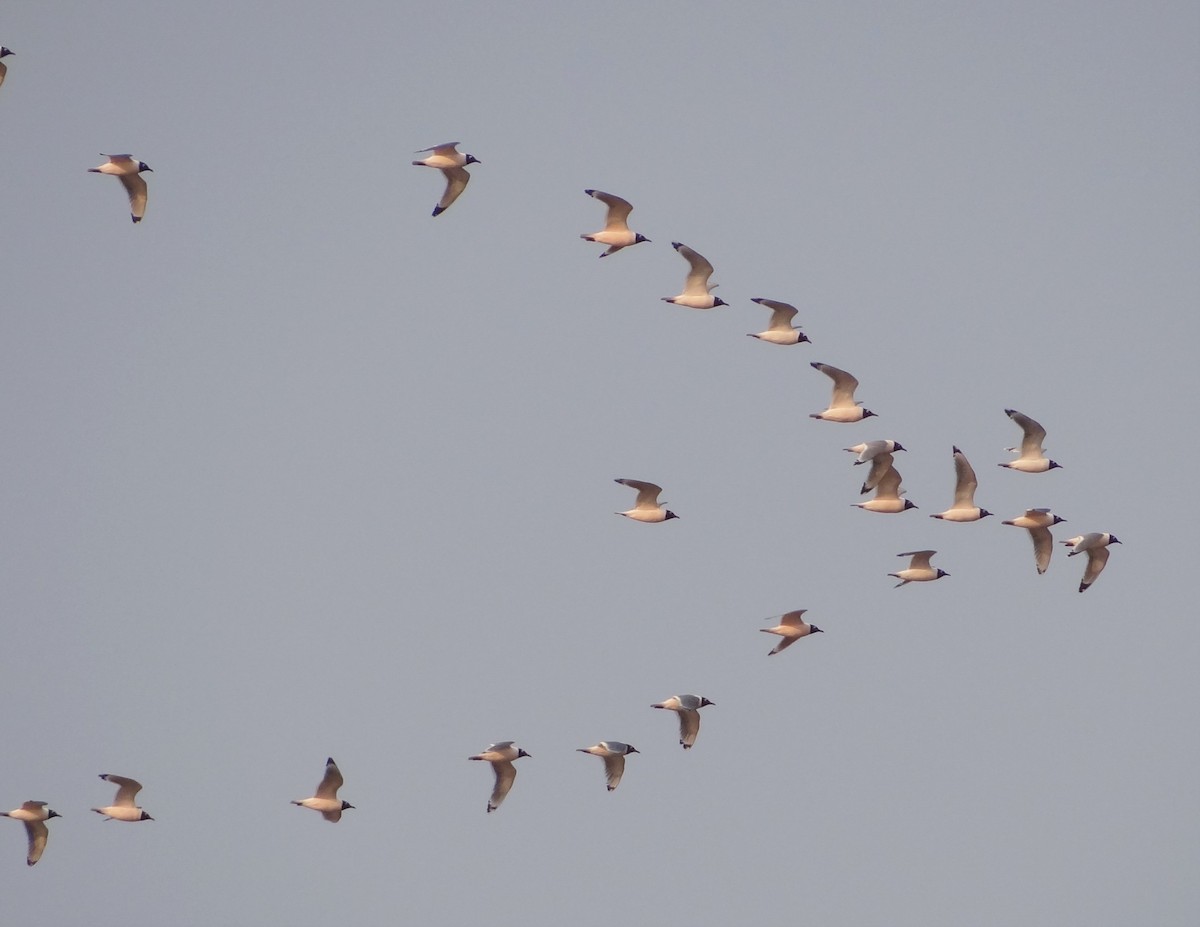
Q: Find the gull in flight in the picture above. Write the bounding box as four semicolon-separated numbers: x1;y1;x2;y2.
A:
650;695;715;749
930;447;992;522
760;609;823;655
889;550;949;587
844;439;905;464
580;190;649;256
0;48;14;92
291;757;355;822
1001;508;1066;574
747;298;810;345
614;478;678;523
88;154;153;223
662;242;727;309
2;801;60;866
810;362;875;422
411;142;480;217
852;454;917;513
1062;533;1121;592
468;742;531;813
999;409;1061;473
92;774;153;822
577;742;639;791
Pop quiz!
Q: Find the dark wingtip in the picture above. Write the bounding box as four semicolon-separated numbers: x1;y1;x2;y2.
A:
670;241;683;250
131;215;141;223
431;205;445;217
584;188;596;195
952;445;961;454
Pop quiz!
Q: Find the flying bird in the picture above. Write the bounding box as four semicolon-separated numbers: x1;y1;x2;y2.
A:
888;550;949;587
747;298;810;345
662;242;727;309
810;362;875;422
650;695;714;749
760;610;823;655
411;143;480;217
1001;508;1066;574
468;742;531;813
291;757;355;822
999;409;1061;473
930;447;992;522
580;190;649;256
853;455;917;513
577;742;639;791
0;48;14;92
844;440;905;464
1062;533;1122;592
88;155;152;223
92;774;153;822
2;801;60;866
614;478;678;523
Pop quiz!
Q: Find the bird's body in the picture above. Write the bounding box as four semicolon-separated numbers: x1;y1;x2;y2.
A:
580;190;648;256
810;362;875;422
577;742;639;791
650;695;714;749
614;478;678;523
1002;508;1066;574
889;550;949;587
412;142;479;216
468;741;530;813
845;440;905;464
88;154;152;223
92;774;153;822
853;455;917;513
292;757;354;822
1062;533;1121;592
999;409;1061;472
662;242;727;309
2;801;60;866
760;609;823;655
931;446;992;522
747;298;809;345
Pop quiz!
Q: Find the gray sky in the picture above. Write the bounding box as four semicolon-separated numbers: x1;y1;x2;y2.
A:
1;2;1196;925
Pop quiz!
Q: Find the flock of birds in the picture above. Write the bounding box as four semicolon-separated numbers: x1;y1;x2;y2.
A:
0;58;1126;862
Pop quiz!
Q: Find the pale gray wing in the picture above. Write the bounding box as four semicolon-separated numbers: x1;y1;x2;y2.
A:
677;709;701;748
777;609;809;629
674;243;715;295
316;758;343;800
861;452;894;493
119;172;148;222
1029;526;1053;574
602;754;626;791
102;774;142;807
587;190;634;230
415;142;460;154
752;298;799;331
873;461;903;501
951;447;978;507
899;550;935;570
19;801;48;812
814;363;860;409
436;166;471;213
24;820;47;866
1006;409;1048;458
488;760;517;812
320;808;343;823
616;478;663;508
1080;546;1110;591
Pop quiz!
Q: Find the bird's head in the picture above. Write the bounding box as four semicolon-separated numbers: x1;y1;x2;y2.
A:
979;509;993;518
937;569;950;578
140;811;154;821
699;697;715;707
634;233;650;244
903;499;918;511
517;748;532;759
664;510;679;520
712;297;729;308
465;154;481;165
862;408;877;419
47;810;61;820
810;625;824;634
0;48;13;58
341;801;355;811
1109;535;1122;544
138;162;153;173
1048;459;1062;470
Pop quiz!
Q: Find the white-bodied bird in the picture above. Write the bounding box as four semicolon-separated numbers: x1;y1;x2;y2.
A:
999;409;1061;473
810;362;875;422
930;446;992;522
853;455;917;513
468;742;531;813
580;190;649;256
88;154;152;223
747;298;810;345
662;242;727;309
577;742;639;791
845;439;905;464
291;757;355;822
614;478;678;523
760;610;824;655
889;550;949;587
92;774;153;822
1062;533;1121;593
650;695;714;749
1;801;60;866
1002;508;1066;574
411;142;480;217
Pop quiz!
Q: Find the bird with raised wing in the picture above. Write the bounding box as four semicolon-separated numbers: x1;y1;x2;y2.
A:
468;742;531;813
614;478;678;523
88;155;152;223
760;610;824;655
810;362;875;422
853;455;917;513
291;757;355;822
577;742;639;791
1062;533;1121;592
889;550;949;587
651;695;714;749
844;440;905;464
2;801;60;866
1002;508;1066;574
580;190;649;256
931;447;992;522
999;409;1061;473
412;142;480;217
662;242;727;309
92;774;153;822
747;298;810;345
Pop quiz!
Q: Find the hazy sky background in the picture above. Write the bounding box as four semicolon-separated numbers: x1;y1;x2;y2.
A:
1;2;1196;925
